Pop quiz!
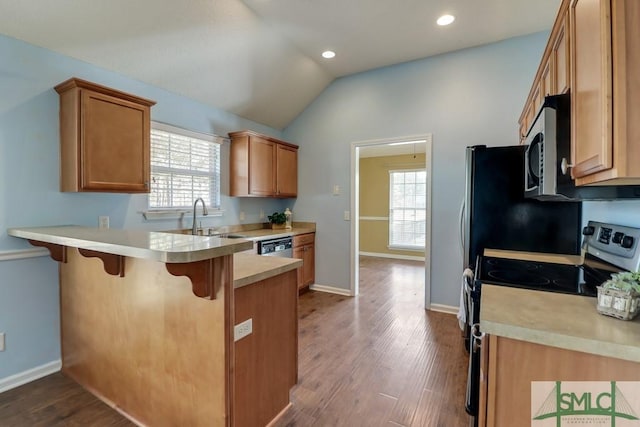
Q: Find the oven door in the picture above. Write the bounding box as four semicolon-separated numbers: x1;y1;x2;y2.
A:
465;276;481;422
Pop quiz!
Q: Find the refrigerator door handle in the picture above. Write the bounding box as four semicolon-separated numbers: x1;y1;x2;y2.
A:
459;200;465;259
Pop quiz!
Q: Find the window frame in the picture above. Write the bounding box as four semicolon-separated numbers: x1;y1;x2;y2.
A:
388;168;427;251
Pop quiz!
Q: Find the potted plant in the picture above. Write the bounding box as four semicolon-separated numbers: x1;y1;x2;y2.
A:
596;271;640;320
267;211;287;230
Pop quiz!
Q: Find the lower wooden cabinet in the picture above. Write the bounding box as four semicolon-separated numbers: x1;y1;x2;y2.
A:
293;233;315;290
480;334;640;426
233;270;298;427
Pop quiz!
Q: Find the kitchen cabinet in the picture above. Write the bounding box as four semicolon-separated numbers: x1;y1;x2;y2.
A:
293;233;315;290
518;1;571;143
570;0;640;185
54;78;155;193
552;11;570;95
229;130;298;198
478;335;640;426
234;270;298;427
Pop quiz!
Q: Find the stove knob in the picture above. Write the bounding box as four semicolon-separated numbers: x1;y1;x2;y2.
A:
612;232;624;244
582;226;595;236
621;236;635;249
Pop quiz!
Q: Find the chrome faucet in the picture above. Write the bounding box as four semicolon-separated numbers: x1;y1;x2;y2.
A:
192;198;209;235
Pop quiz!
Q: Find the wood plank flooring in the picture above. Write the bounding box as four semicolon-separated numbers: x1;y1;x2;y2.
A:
0;256;470;426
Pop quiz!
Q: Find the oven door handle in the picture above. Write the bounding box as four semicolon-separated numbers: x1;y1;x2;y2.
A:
471;323;485;353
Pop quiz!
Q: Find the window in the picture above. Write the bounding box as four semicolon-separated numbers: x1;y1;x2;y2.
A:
389;169;427;250
149;122;221;210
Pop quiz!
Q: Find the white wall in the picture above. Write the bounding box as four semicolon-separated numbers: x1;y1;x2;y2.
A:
284;32;550;307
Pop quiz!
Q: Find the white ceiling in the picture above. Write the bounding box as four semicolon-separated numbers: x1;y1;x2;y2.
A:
0;0;560;130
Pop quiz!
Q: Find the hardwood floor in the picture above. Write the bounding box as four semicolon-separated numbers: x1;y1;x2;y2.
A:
273;256;469;427
0;256;470;426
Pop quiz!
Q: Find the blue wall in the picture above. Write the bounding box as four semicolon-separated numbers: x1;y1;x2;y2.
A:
283;32;551;306
282;30;640;308
0;34;288;380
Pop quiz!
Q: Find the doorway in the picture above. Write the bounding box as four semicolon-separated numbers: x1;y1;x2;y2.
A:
350;135;433;309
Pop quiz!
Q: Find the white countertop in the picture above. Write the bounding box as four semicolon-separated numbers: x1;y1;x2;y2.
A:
481;284;640;363
233;253;302;288
8;226;253;263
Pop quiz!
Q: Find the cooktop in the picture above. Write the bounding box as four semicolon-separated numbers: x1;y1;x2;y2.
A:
475;220;640;297
476;256;598;297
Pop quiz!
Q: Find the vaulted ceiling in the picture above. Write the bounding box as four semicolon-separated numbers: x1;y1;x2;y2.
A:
0;0;560;129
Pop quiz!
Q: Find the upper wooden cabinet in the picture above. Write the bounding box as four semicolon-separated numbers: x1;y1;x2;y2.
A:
55;78;155;193
570;0;640;185
553;11;570;95
229;130;298;198
518;2;571;143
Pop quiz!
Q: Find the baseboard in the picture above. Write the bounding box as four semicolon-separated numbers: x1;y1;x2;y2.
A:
359;252;425;262
0;360;61;393
309;284;353;296
428;304;458;315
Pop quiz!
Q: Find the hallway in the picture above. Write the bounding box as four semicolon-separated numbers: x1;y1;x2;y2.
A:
274;256;469;426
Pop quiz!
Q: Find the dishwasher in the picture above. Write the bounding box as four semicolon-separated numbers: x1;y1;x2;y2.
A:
258;236;293;257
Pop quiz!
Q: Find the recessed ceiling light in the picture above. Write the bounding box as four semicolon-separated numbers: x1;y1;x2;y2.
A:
437;14;455;26
322;50;336;59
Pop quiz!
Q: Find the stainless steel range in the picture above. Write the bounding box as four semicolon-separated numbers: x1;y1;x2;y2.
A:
464;220;640;426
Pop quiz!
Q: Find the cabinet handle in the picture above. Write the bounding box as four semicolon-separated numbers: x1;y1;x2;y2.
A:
560;157;574;175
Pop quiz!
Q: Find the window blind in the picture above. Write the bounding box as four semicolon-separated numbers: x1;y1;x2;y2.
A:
149;122;221;209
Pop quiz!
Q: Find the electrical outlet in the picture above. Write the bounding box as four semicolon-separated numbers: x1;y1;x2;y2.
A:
344;210;350;221
0;332;5;352
259;209;265;220
99;216;110;229
234;318;252;342
239;211;246;221
333;184;341;196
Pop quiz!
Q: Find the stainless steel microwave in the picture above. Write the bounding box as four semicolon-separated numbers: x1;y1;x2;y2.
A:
524;94;640;200
524;94;573;200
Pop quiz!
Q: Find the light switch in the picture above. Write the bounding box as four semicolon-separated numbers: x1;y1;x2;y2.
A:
344;211;350;221
333;185;341;196
99;216;110;229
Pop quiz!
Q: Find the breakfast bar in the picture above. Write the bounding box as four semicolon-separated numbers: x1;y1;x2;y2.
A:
8;226;302;427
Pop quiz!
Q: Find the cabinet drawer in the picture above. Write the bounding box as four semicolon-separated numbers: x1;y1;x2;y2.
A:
293;233;315;247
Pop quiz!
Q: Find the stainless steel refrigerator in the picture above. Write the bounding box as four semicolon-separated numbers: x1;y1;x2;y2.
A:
461;145;582;270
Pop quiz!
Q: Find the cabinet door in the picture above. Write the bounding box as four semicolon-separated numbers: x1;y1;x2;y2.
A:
540;59;553;98
302;244;315;287
553;12;570;95
570;0;613;179
276;144;298;197
81;90;150;192
249;136;276;196
293;245;305;288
